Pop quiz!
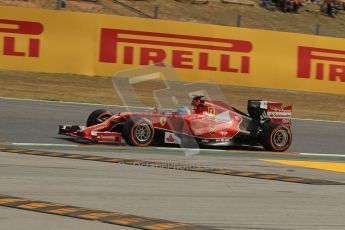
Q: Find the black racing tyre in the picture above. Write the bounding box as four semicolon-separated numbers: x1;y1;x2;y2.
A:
260;123;292;152
122;117;154;147
86;109;113;127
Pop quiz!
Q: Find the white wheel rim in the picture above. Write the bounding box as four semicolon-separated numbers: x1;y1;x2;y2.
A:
273;129;289;147
134;123;151;142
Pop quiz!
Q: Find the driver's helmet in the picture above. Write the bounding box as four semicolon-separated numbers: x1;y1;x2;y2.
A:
177;106;190;116
191;98;204;109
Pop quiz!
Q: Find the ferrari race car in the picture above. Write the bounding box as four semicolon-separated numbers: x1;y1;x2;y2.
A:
59;96;292;151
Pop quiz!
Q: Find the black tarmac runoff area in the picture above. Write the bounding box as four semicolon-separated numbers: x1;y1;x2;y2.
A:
0;97;344;230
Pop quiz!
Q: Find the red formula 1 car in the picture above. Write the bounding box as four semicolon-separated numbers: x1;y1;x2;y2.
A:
59;96;292;151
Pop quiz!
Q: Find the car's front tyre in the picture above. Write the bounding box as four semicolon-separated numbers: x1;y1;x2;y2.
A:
123;117;154;147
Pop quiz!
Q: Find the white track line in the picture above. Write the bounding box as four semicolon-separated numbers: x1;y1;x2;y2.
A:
1;96;345;124
9;143;225;153
154;146;226;152
292;118;345;124
5;142;260;156
0;96;151;109
7;143;345;158
300;153;345;158
11;143;79;147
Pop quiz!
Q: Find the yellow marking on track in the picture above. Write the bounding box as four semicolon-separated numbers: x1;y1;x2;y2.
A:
26;151;45;155
283;178;305;182
79;212;125;219
262;159;345;173
0;198;28;204
64;154;81;158
48;207;86;214
145;223;193;230
18;202;64;209
0;194;213;229
256;175;279;179
190;167;209;171
4;149;24;153
226;150;299;155
45;153;65;157
212;169;234;174
105;158;124;163
235;172;256;176
109;218;146;225
84;156;103;160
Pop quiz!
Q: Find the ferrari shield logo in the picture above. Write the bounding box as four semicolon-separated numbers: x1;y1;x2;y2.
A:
160;117;167;126
209;125;216;135
208;107;216;116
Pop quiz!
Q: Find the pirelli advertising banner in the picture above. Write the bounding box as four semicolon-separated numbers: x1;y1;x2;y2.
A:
0;6;344;94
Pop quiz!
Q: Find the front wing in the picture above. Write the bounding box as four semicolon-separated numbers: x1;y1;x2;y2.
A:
59;125;122;143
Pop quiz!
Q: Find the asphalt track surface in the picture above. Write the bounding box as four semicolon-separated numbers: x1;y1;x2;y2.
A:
1;97;345;154
1;97;345;230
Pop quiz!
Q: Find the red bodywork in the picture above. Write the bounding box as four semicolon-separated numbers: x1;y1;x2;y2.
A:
59;98;292;147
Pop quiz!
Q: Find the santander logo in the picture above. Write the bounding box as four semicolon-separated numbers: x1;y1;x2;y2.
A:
166;134;175;143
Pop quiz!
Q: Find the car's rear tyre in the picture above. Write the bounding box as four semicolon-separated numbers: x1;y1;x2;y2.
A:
260;123;292;152
123;117;154;147
86;109;113;127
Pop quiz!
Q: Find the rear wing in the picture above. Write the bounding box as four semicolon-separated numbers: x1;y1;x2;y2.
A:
248;100;292;126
